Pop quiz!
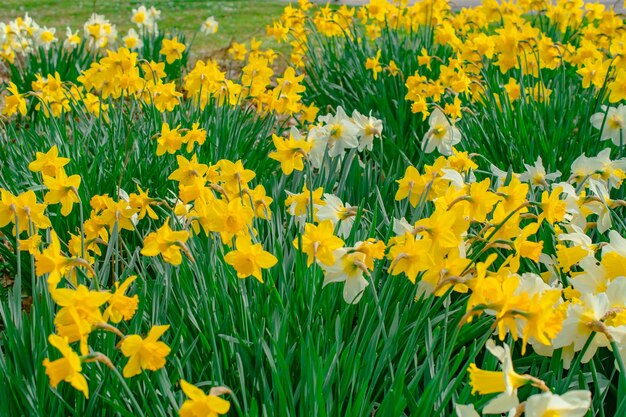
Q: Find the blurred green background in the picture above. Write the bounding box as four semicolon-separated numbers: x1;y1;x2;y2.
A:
0;0;287;57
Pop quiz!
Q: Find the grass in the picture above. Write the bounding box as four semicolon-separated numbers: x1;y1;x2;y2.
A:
0;0;286;57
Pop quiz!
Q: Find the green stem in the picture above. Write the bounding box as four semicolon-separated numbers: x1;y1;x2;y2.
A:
109;365;144;415
611;339;626;415
611;340;626;376
367;270;395;382
13;208;22;322
561;332;596;392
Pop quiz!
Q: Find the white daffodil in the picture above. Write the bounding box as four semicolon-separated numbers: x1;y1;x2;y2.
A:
538;253;561;286
468;340;530;415
123;28;143;50
12;13;35;35
569;153;597;184
201;16;219;35
318;106;359;158
485;340;523;395
422;108;461;156
515;273;554;297
519;156;561;188
441;168;467;189
592;148;626;190
573;148;626;191
118;187;139;226
558;224;595;254
586;179;613;233
131;5;152;27
570;256;608;295
392;217;415;236
525;390;591;417
64;27;81;49
552;293;612;368
489;164;519;188
606;277;626;310
148;6;162;20
321;247;369;304
454;404;479;417
34;26;56;50
352;109;383;151
83;14;117;49
285;191;308;227
315;194;357;238
307;124;331;169
556;182;587;230
602;229;626;257
590;104;626;147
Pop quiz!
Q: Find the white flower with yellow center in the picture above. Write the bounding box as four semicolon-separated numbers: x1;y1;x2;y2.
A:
321;247;369;304
555;182;587;230
569;153;597;183
123;28;143;50
83;14;117;49
603;229;626;258
591;104;626;147
586;179;613;233
35;26;56;50
131;6;153;28
352;109;383;151
315;194;357;238
148;6;162;20
558;224;595;254
392;217;414;236
306;125;330;169
201;16;219;35
422;108;461;156
467;340;529;414
592;148;626;190
525;390;591;417
64;27;81;49
519;156;561;188
552;293;612;368
318;106;359;158
489;163;519;188
569;256;607;294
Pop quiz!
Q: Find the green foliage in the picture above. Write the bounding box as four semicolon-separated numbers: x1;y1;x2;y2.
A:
301;19;615;177
7;42;97;93
303;24;447;166
461;63;612;175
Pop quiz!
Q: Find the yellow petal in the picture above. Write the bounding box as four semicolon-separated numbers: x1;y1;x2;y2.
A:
180;379;207;401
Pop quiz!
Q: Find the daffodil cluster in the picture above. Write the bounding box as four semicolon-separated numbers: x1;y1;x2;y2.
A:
3;46;313;122
458;340;592;416
389;147;626;366
2;1;626;415
1;143;236;410
268;0;626;127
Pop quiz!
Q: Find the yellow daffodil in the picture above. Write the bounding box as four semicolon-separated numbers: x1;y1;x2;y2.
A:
43;334;89;398
43;168;82;216
160;37;185;64
269;127;313;175
224;236;277;282
179;379;231;417
103;275;139;323
294;220;345;266
28;145;70;177
121;325;171;378
141;222;190;265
